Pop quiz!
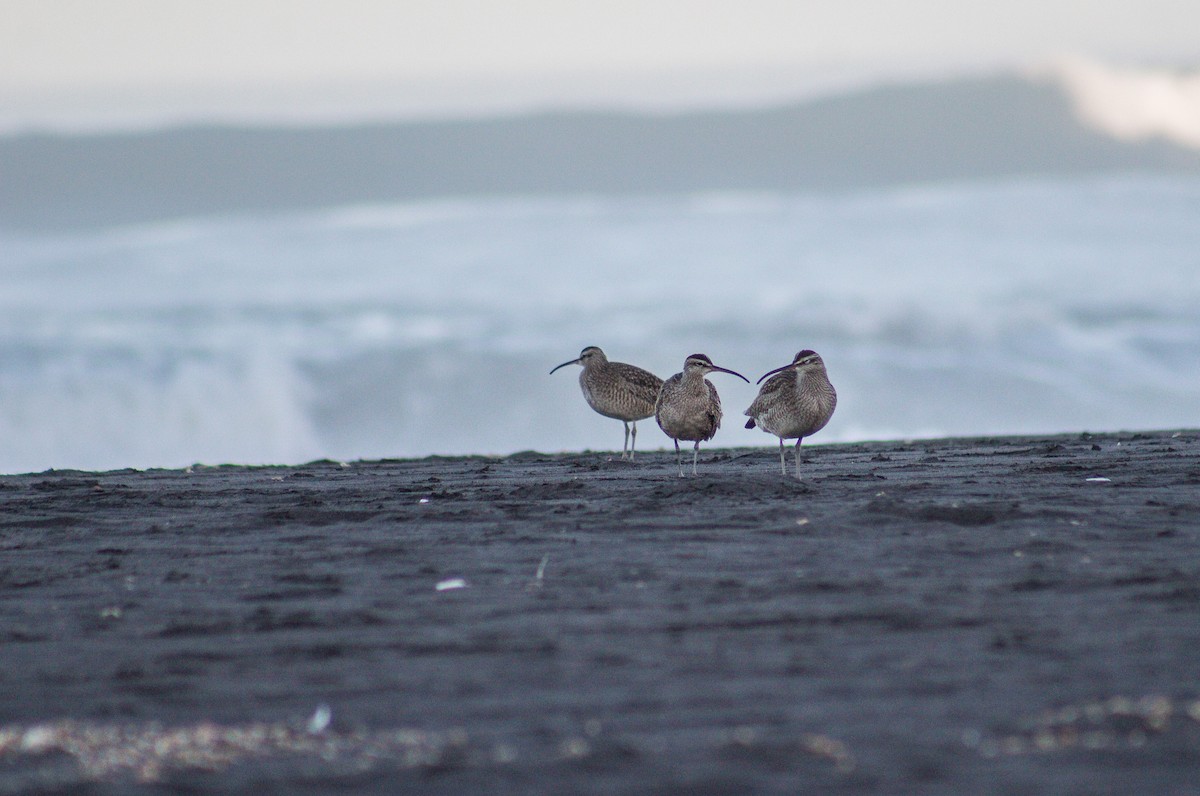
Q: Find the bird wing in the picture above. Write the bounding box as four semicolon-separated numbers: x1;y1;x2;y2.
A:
745;371;791;416
655;373;682;414
611;362;665;405
706;379;722;431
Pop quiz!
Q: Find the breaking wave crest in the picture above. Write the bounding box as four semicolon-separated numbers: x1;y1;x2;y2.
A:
1045;56;1200;150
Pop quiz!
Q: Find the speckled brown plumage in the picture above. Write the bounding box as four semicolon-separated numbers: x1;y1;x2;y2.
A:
655;354;749;476
551;346;663;460
745;350;837;478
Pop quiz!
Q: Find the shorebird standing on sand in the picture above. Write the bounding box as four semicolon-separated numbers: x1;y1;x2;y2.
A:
744;350;837;479
655;354;749;477
550;346;664;460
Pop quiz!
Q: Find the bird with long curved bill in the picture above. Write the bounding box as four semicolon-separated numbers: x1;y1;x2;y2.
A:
744;350;837;479
550;346;663;460
655;353;749;476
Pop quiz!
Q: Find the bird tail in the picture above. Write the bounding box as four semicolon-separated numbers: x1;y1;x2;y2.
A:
744;419;756;429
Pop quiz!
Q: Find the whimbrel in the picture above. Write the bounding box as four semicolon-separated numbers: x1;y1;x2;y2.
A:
655;353;749;476
744;350;837;478
550;346;664;460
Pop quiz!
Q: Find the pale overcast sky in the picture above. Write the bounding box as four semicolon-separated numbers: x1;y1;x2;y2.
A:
1;0;1197;127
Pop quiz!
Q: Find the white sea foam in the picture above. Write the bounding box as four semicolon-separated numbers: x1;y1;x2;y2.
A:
1;176;1198;473
1047;56;1200;149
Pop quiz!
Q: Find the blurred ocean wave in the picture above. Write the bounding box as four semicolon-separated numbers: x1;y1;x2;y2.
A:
1;175;1197;472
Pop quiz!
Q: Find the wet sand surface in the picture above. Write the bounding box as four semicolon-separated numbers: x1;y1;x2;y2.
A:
1;430;1199;794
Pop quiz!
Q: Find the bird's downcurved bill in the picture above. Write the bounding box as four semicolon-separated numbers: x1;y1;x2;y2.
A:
756;363;793;385
713;365;750;383
549;358;581;375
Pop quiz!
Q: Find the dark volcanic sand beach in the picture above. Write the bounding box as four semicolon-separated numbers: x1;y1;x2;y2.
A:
2;430;1199;794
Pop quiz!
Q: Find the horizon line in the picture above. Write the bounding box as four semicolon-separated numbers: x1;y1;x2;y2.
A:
3;55;1187;138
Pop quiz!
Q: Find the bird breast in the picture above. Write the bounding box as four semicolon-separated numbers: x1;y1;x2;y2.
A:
656;377;722;441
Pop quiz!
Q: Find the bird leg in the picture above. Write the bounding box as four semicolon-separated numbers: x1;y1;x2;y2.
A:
674;439;684;477
794;437;804;480
692;441;700;476
778;437;786;475
622;421;631;460
629;420;637;461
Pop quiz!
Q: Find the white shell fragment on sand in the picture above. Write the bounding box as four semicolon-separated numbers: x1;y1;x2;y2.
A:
435;578;468;591
306;704;332;734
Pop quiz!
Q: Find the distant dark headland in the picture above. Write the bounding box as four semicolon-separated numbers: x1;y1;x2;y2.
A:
3;75;1199;231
